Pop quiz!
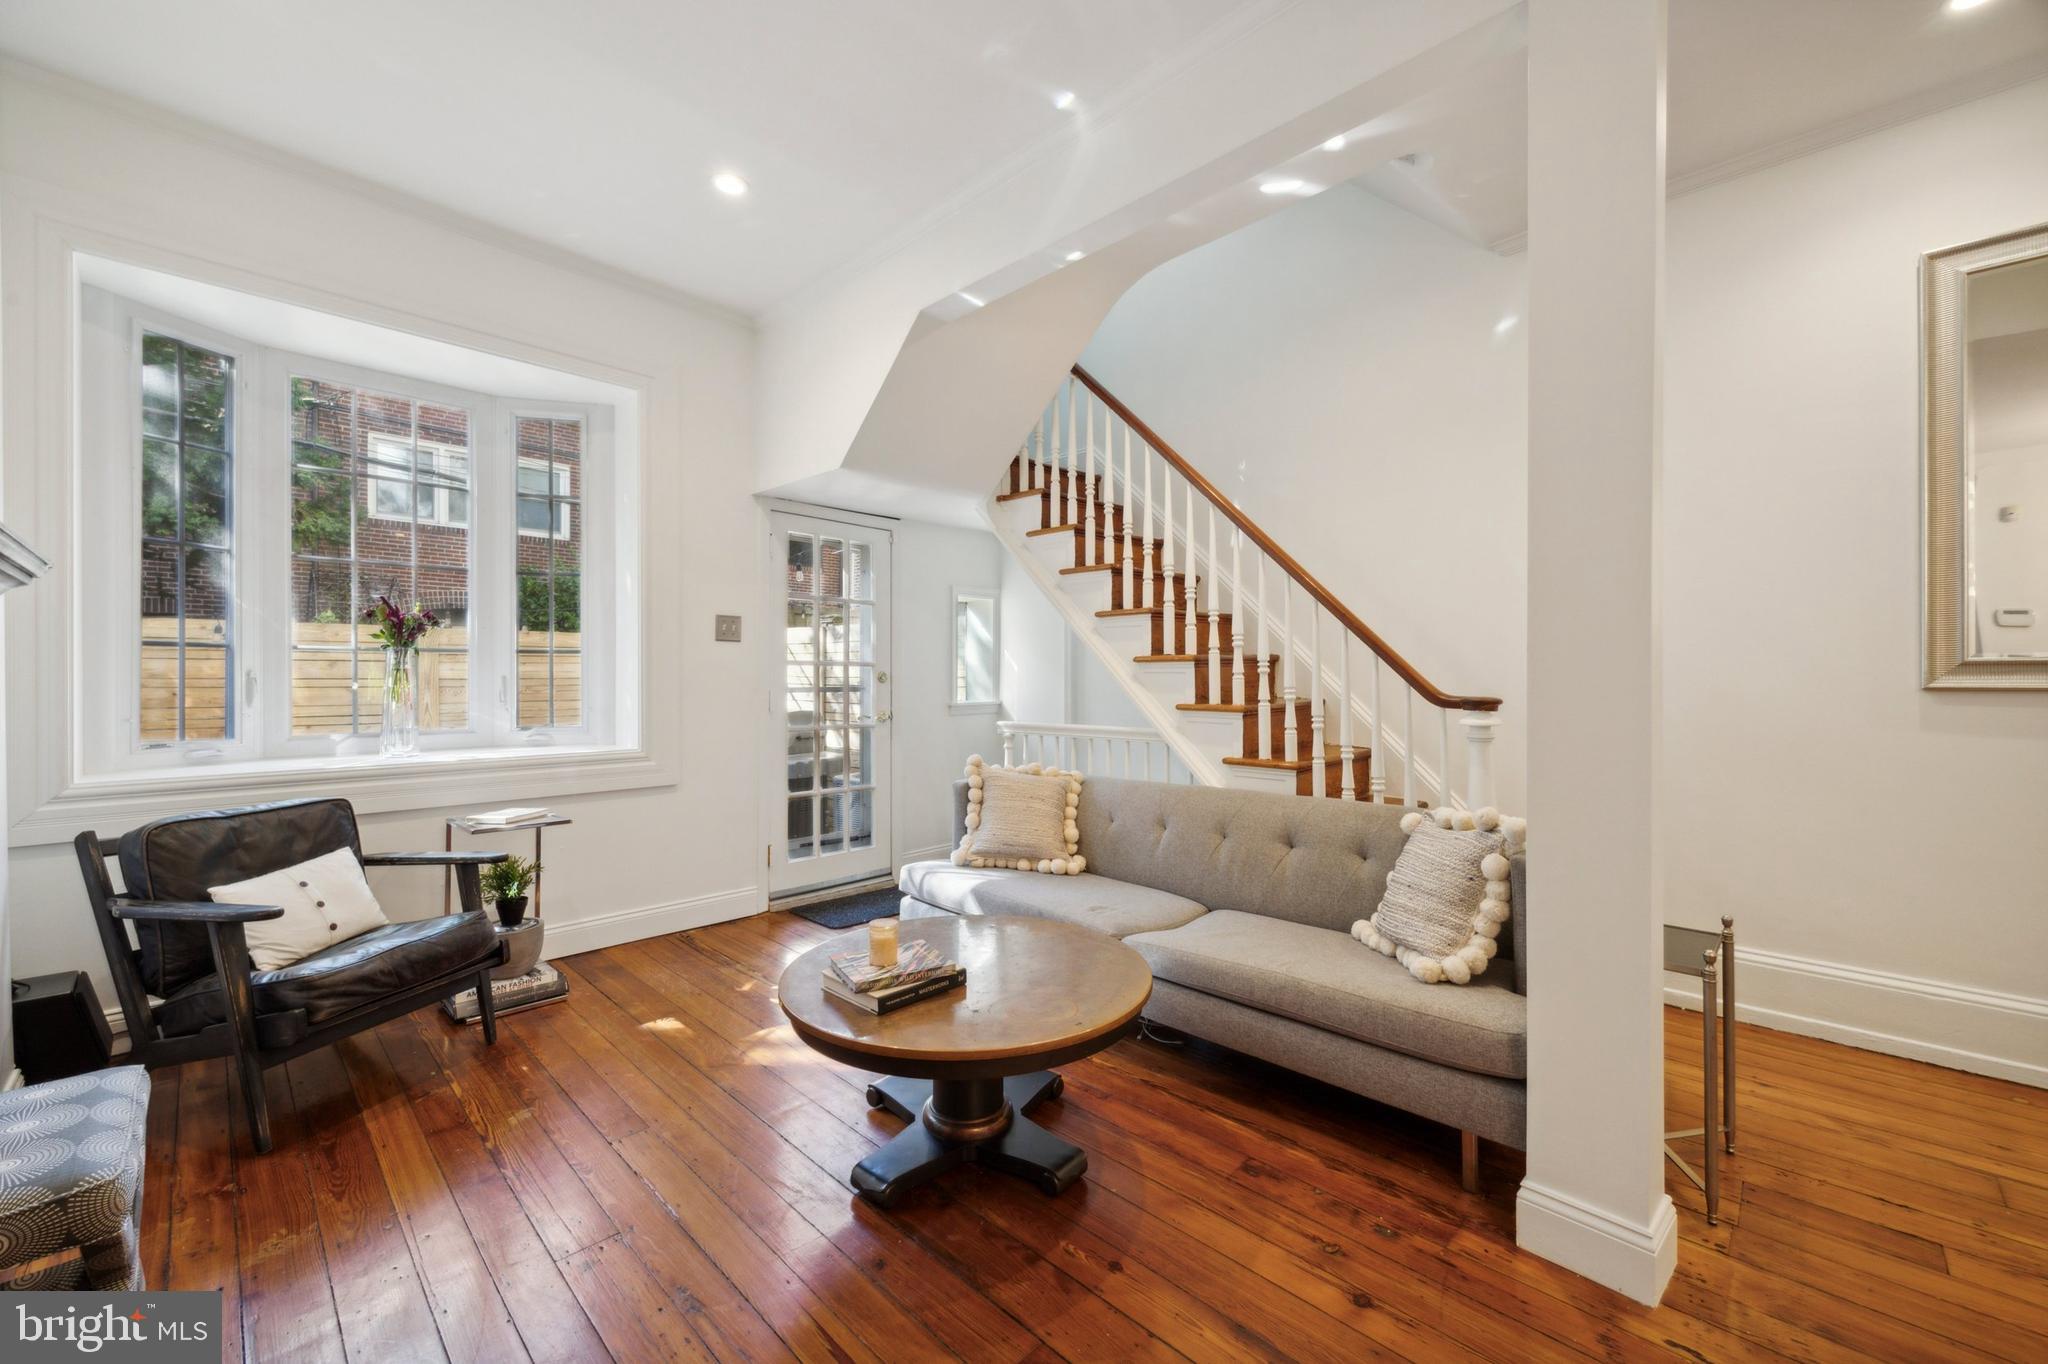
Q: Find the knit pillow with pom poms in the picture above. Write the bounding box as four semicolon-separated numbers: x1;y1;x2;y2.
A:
1352;806;1526;985
952;754;1087;875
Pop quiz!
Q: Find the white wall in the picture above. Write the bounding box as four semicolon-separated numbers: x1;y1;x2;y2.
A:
1079;183;1529;810
1065;77;2048;1084
1659;76;2048;1081
0;67;766;1011
886;518;1005;861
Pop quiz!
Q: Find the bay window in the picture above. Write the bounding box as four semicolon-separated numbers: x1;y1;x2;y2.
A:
80;280;625;781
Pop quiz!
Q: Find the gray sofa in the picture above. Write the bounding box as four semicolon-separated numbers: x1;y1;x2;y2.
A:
898;776;1527;1170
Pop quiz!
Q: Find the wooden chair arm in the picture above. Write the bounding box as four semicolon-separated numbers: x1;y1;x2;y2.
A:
108;898;284;924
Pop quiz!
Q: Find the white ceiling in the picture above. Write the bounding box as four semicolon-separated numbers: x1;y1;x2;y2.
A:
4;1;2047;310
1354;0;2048;250
0;0;1263;314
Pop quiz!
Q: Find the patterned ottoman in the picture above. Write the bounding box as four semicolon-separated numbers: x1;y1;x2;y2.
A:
0;1065;150;1291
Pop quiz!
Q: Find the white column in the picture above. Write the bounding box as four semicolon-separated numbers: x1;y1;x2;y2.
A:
1518;0;1675;1307
1460;714;1499;810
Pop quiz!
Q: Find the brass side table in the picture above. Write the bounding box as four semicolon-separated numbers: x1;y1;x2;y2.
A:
1664;916;1735;1224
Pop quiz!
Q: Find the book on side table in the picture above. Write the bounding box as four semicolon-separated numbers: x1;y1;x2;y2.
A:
823;938;965;1014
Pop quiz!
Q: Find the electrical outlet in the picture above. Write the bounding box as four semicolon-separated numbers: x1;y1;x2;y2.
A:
715;614;743;643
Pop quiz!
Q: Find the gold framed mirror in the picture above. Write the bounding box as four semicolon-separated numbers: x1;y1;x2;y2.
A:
1922;221;2048;689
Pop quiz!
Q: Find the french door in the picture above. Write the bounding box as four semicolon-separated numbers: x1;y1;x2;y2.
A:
769;511;892;895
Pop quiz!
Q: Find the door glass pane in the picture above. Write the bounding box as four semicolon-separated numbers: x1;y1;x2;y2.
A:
786;728;816;792
818;792;845;854
786;797;815;860
845;726;872;787
786;534;814;595
819;537;845;597
845;540;873;601
848;789;874;850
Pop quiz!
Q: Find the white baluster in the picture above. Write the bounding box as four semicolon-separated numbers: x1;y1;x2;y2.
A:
1230;527;1244;706
1101;407;1115;575
1310;603;1325;797
1002;729;1015;766
1161;459;1175;654
1183;478;1200;669
1440;706;1453;810
1370;657;1387;805
1205;501;1220;702
1122;424;1135;608
1404;687;1416;808
1280;577;1298;764
1256;552;1271;760
1140;438;1153;610
1063;378;1075;531
1082;388;1097;566
1340;633;1355;801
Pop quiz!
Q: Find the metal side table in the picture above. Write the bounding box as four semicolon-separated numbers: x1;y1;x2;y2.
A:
1664;916;1736;1224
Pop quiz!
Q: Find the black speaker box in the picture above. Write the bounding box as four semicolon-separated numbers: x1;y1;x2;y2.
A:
11;971;116;1084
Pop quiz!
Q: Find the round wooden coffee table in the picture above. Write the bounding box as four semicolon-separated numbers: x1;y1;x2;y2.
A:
778;914;1152;1206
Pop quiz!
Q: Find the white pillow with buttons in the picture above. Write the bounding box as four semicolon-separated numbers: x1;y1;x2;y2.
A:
209;846;391;972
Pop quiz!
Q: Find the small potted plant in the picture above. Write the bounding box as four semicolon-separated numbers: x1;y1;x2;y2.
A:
480;855;541;928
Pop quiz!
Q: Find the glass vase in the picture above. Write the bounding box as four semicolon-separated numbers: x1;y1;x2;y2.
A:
380;645;419;757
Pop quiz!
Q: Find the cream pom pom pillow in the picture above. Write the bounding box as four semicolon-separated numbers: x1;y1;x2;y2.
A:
952;754;1086;875
1352;806;1526;985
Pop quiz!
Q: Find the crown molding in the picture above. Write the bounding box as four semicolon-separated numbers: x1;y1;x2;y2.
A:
0;523;50;595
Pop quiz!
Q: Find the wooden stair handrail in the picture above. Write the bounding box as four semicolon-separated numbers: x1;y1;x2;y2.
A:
1069;364;1502;713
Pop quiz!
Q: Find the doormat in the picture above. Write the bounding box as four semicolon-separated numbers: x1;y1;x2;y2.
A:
786;885;901;929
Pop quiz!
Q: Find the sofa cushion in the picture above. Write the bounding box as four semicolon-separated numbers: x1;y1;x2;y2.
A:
898;861;1206;939
154;911;498;1044
1124;910;1526;1079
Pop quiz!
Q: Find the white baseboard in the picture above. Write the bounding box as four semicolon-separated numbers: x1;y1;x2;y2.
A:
897;844;952;867
1664;944;2048;1089
540;886;759;960
2;1068;23;1092
1515;1181;1677;1307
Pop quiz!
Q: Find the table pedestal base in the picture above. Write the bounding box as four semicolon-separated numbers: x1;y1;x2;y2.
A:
853;1072;1084;1206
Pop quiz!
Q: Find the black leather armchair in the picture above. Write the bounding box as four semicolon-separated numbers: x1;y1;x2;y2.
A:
75;797;510;1153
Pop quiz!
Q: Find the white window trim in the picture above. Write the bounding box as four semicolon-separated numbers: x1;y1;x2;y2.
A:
73;286;616;785
950;583;1001;714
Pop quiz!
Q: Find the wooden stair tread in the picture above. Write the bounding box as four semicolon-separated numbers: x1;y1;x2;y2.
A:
1134;653;1200;664
995;489;1043;503
1095;607;1154;618
1223;743;1368;772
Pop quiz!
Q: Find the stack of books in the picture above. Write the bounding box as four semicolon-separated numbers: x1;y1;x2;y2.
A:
460;806;556;830
822;938;965;1014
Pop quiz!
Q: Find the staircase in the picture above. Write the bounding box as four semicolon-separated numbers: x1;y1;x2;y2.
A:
988;365;1503;809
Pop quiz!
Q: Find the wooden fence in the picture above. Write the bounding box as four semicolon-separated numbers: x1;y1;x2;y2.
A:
141;620;579;739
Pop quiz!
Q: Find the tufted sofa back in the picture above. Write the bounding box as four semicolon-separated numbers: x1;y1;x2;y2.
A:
951;775;1526;991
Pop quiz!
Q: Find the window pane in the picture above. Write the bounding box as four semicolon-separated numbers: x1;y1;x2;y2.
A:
288;376;471;736
819;537;844;598
954;594;996;703
786;728;816;792
787;534;814;595
787;796;815;860
848;789;874;850
137;334;235;745
846;540;873;601
516;650;551;729
517;493;552;535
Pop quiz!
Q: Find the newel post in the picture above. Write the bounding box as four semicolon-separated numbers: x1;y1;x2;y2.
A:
1459;714;1499;810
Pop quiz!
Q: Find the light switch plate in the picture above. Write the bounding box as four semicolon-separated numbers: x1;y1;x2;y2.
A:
715;614;743;643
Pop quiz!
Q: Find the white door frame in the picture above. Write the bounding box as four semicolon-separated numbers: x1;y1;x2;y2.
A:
761;503;895;898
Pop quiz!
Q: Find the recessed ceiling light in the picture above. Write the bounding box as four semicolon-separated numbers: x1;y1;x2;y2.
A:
1946;0;1994;11
1259;178;1305;195
1052;90;1077;111
1493;314;1520;338
959;292;986;308
712;172;748;197
1322;135;1347;152
1064;250;1085;262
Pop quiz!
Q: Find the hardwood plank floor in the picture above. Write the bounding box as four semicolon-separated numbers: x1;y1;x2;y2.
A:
139;911;2048;1363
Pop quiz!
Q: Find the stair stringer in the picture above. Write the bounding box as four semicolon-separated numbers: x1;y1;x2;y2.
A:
979;493;1226;789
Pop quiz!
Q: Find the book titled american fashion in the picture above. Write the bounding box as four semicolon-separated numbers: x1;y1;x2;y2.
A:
821;966;967;1015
